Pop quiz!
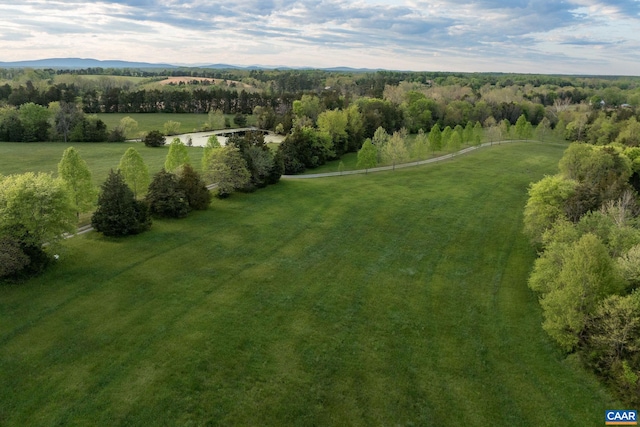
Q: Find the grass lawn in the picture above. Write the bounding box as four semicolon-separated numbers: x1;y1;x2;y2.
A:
0;141;206;186
0;142;616;426
96;113;257;136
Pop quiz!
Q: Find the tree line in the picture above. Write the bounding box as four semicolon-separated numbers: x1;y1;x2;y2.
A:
523;141;640;406
0;131;282;282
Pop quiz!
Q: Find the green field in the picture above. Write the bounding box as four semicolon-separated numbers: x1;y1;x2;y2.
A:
0;141;205;186
96;113;257;136
0;142;616;426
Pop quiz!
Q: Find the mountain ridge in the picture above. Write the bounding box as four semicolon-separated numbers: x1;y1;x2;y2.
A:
0;58;379;72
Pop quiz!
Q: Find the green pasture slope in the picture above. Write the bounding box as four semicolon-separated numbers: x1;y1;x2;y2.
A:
0;142;616;426
0;142;205;186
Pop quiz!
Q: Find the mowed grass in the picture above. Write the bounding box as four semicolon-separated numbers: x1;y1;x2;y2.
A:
96;113;258;135
0;142;616;426
0;141;206;186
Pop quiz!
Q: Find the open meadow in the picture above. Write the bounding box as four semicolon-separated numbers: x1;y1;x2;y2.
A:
0;142;205;186
96;113;258;136
0;142;617;426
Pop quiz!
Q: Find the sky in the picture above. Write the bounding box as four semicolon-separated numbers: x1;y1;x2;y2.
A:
1;0;639;75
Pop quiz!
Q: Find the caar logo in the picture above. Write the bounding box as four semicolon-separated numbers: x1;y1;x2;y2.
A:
606;410;637;425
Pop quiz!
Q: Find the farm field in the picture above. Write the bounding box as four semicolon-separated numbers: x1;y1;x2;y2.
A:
0;142;617;426
0;141;205;186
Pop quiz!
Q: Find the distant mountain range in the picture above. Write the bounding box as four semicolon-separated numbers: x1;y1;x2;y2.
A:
0;58;377;72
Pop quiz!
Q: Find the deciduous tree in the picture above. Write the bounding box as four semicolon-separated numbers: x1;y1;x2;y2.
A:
165;138;191;172
18;102;50;142
382;130;409;170
515;114;533;140
428;123;442;152
163;120;181;135
0;172;75;247
317;109;348;155
119;116;138;139
523;175;577;245
539;234;624;351
57;147;97;219
357;138;377;173
203;146;251;197
448;131;462;153
118;147;150;199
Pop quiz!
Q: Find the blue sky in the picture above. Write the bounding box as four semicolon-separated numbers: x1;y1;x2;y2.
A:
1;0;639;74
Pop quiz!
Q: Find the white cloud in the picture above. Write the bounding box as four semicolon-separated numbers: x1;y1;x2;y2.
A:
0;0;638;74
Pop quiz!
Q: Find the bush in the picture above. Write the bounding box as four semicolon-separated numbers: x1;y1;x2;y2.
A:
0;235;30;280
107;127;126;142
0;232;52;283
143;130;166;147
91;170;151;237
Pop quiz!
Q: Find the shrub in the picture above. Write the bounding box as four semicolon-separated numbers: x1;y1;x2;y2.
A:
143;130;166;147
0;235;30;280
107;127;126;142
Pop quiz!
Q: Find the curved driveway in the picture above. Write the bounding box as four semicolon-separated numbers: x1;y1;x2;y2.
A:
282;139;525;179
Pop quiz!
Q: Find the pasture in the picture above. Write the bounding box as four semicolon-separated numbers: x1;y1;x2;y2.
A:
96;113;257;136
0;141;205;186
0;142;616;426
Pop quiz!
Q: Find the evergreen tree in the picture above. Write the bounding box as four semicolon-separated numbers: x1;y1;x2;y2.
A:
178;164;211;211
266;149;284;185
146;169;190;218
91;170;151;237
143;130;165;147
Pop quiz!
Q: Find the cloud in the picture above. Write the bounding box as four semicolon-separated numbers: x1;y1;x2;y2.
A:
0;0;638;74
